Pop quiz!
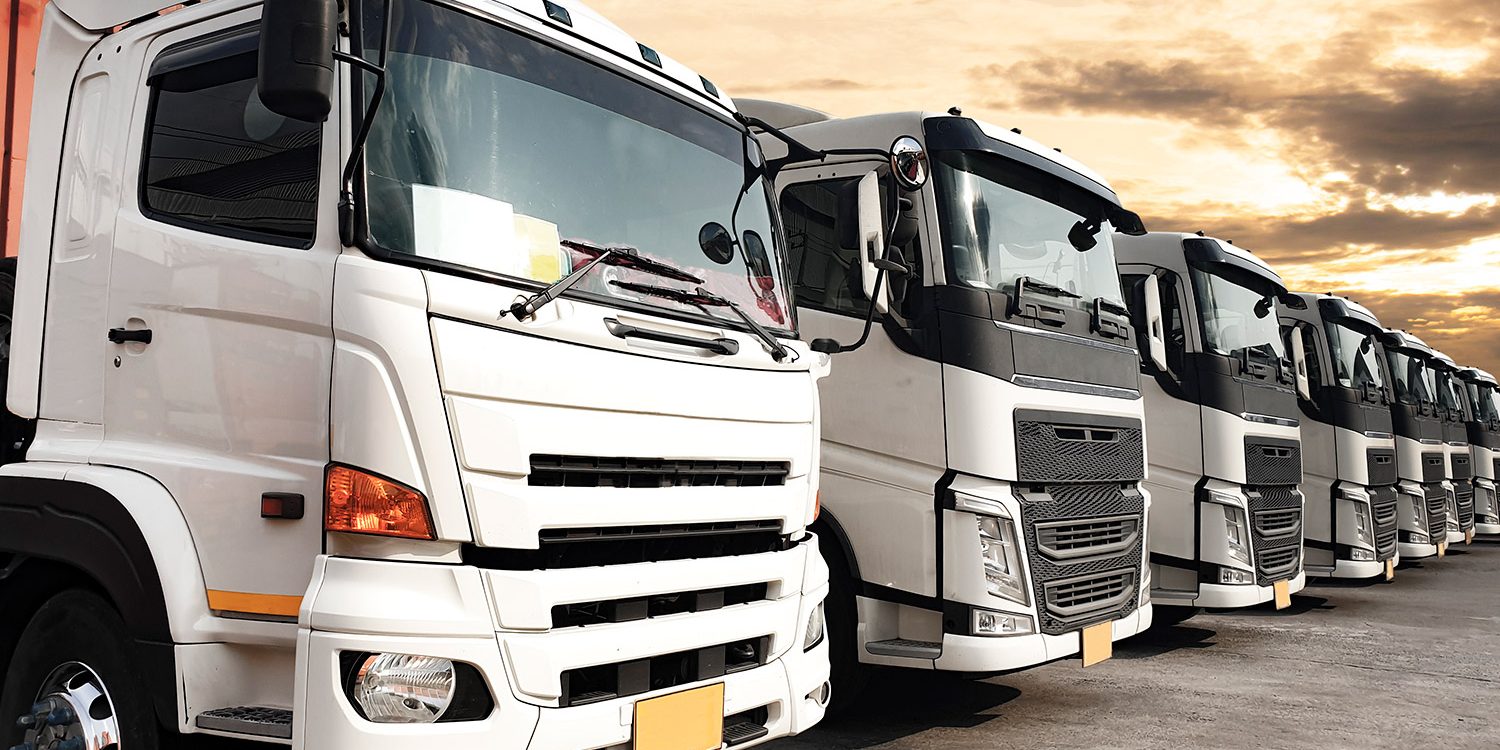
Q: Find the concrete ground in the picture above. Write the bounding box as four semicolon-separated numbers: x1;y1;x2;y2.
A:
769;540;1500;750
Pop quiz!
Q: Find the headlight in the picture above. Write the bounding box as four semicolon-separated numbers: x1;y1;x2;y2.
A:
1410;492;1427;524
1352;500;1372;546
803;601;826;651
1218;503;1252;567
343;653;493;724
1445;493;1459;531
977;515;1028;605
972;608;1034;637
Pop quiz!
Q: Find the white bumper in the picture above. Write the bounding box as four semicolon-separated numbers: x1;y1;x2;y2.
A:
932;604;1152;673
1330;554;1397;579
1398;541;1440;559
1190;571;1307;609
295;541;829;750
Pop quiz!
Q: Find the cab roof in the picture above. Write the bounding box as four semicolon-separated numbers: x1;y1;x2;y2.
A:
1289;291;1383;332
1380;328;1436;358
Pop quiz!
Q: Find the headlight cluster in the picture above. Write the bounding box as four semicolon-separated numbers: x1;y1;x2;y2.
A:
342;653;493;724
1351;498;1373;547
977;515;1028;604
1220;502;1252;567
803;601;826;651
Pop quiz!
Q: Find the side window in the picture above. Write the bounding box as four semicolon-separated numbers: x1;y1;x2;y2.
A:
1300;326;1323;393
142;33;321;246
780;178;871;318
1160;272;1187;374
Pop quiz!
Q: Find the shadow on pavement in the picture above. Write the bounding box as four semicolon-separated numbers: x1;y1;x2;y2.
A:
1113;624;1216;659
1209;593;1331;617
1305;575;1389;589
794;669;1021;748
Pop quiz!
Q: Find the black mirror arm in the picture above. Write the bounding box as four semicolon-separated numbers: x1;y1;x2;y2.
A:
334;0;393;246
740;114;891;177
811;267;888;355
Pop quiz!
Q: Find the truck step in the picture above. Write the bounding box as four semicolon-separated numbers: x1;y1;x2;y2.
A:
865;638;942;659
723;720;770;746
196;706;293;740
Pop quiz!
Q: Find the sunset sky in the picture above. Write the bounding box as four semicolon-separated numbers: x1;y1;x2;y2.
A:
595;0;1500;373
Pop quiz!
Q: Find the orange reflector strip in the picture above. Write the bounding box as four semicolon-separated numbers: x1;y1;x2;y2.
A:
813;490;821;522
206;590;303;618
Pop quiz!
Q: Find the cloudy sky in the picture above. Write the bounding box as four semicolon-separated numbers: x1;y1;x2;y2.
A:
595;0;1500;373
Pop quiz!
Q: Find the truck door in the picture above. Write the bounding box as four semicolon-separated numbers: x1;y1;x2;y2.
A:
779;168;947;598
98;13;339;613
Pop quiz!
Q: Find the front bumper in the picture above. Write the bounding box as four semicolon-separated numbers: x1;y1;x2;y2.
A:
1192;571;1307;609
1398;540;1440;559
295;542;829;750
931;604;1152;673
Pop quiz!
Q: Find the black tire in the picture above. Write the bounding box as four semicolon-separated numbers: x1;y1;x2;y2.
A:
0;590;161;749
1150;605;1203;629
819;538;869;715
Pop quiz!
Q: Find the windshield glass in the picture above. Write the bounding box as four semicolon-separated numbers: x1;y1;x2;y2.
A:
1386;349;1434;406
1324;321;1385;390
357;0;792;330
1436;370;1466;420
1468;382;1500;423
1188;268;1286;360
933;150;1124;307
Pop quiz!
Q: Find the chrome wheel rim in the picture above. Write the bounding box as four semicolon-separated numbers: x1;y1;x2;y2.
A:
15;661;121;750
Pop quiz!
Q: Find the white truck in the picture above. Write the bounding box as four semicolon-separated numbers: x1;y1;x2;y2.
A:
0;1;833;748
1456;367;1500;535
740;102;1154;699
1116;233;1307;614
1377;329;1450;559
1430;351;1477;545
1279;293;1400;579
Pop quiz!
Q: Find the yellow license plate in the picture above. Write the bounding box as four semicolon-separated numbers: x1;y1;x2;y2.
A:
1081;620;1113;667
634;683;724;750
1273;579;1291;610
1438;541;1448;558
1385;559;1396;581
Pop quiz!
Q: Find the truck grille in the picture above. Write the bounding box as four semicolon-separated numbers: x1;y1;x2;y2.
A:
529;455;789;488
1017;484;1146;635
1425;484;1448;541
462;520;789;570
552;583;769;629
1455;481;1475;530
559;635;770;707
1244;438;1302;486
1452;454;1473;481
1367;449;1398;486
1248;486;1302;586
1370;485;1399;560
1014;412;1144;484
1422;452;1445;483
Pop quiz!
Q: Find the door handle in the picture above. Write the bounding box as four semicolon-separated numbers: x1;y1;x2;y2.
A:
108;328;153;345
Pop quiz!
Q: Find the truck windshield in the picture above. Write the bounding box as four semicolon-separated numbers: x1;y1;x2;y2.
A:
1188;268;1286;361
934;151;1124;307
1324;321;1385;390
356;0;792;330
1468;382;1500;423
1386;349;1434;406
1436;370;1466;420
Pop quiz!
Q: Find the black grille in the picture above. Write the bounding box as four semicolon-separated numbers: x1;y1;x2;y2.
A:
462;521;788;570
1035;516;1140;561
1016;484;1145;635
1367;449;1398;486
1494;457;1500;482
1370;485;1399;560
1455;481;1475;530
559;636;769;707
529;455;789;488
1452;454;1473;481
1422;452;1445;483
1248;486;1302;586
1425;484;1447;541
1015;415;1144;484
1245;438;1302;486
552;583;769;629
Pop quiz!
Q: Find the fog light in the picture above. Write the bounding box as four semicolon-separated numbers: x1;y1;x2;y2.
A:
803;601;826;651
351;654;456;723
1350;548;1376;562
972;609;1034;636
1218;567;1254;585
1410;531;1430;544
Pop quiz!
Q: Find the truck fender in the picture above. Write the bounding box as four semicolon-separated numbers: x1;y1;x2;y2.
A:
810;509;861;583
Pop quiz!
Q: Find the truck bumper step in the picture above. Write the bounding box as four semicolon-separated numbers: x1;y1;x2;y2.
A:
865;638;942;658
196;706;293;740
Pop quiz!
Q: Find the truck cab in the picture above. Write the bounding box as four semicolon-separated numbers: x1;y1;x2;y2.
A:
1279;293;1399;579
1;2;829;748
1377;329;1450;559
742;103;1153;692
1430;351;1477;545
1117;232;1307;611
1456;367;1500;535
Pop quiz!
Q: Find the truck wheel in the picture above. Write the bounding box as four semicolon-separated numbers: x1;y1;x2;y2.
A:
820;542;869;715
0;590;160;750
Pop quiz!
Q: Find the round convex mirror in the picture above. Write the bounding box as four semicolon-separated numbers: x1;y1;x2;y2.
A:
890;136;929;191
699;222;736;265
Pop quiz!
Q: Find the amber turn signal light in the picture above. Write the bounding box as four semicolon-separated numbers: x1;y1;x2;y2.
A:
325;465;436;540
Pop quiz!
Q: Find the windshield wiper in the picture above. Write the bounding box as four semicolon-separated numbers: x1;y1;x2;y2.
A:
611;281;791;362
502;240;704;320
1015;275;1082;301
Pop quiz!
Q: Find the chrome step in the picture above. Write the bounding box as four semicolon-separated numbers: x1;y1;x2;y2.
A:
723;720;770;746
196;706;292;740
865;638;941;659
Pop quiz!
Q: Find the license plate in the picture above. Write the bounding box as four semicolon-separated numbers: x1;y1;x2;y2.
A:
1385;559;1396;581
1438;541;1448;558
1273;579;1291;610
1081;620;1113;667
1466;529;1475;545
634;683;724;750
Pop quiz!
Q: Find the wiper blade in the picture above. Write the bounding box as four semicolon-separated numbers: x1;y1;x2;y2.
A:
610;280;791;362
503;241;704;320
1016;275;1082;300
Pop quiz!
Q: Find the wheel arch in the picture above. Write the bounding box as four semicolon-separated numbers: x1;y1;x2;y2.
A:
811;508;861;583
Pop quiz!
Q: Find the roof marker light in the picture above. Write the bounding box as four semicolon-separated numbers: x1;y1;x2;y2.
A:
543;1;573;27
700;76;720;98
639;43;663;67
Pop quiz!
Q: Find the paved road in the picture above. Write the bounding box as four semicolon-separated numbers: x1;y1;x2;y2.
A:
770;540;1500;750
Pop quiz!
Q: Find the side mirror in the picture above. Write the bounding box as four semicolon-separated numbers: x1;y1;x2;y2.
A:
1142;274;1169;373
258;0;337;122
1291;329;1312;401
